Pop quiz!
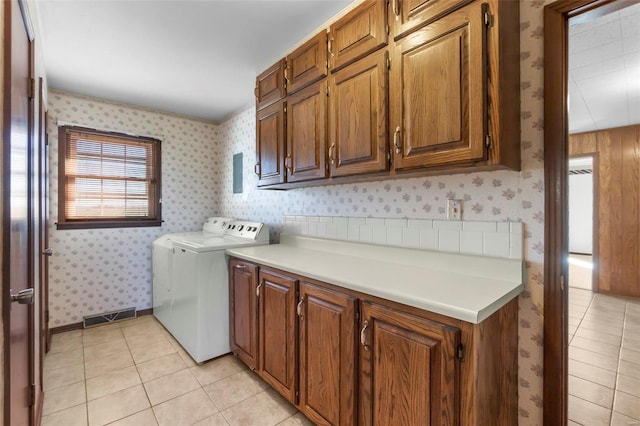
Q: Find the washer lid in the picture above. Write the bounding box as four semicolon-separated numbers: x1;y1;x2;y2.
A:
172;237;265;252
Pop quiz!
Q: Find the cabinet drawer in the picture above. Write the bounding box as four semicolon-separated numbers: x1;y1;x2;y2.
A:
256;59;286;110
329;0;388;72
286;31;328;94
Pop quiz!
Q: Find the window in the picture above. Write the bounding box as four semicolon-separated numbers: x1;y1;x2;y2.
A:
57;126;161;230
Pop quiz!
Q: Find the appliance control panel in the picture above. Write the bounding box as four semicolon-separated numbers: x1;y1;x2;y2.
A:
202;217;235;234
225;220;269;242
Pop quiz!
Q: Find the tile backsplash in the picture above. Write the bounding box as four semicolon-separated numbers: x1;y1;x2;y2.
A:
283;216;523;260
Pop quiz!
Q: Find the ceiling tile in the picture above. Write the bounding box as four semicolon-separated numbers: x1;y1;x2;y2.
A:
570;40;623;69
570;20;622;55
571;56;626;81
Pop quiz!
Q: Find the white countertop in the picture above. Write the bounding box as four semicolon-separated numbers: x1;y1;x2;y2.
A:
226;235;525;324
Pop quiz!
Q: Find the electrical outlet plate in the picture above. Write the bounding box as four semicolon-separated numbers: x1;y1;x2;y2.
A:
447;199;463;220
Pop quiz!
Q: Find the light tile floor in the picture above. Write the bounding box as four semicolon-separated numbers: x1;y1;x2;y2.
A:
42;316;313;426
568;287;640;425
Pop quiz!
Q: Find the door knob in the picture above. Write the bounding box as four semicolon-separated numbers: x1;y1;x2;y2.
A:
10;288;34;305
43;248;53;256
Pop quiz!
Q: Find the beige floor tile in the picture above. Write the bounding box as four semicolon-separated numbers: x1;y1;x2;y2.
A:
85;351;135;379
177;348;197;367
106;408;158;426
570;336;621;358
86;323;122;332
616;374;640;398
221;389;297;426
204;370;269;410
277;413;314;425
569;317;582;327
567;422;580;426
611;411;640;425
619;360;640;380
143;369;201;406
620;347;640;365
136;353;187;383
624;328;640;342
190;355;243;386
578;320;623;337
568;375;614;409
582;314;625;327
575;327;623;346
84;338;128;360
44;363;85;391
129;340;176;364
623;336;640;352
569;346;619;371
121;321;162;339
152;388;218;426
83;328;124;348
50;334;83;354
45;347;84;371
192;413;229;426
614;391;640;419
87;384;150;425
568;360;617;388
86;365;141;401
41;403;88;426
568;325;578;336
124;330;170;348
567;395;611;426
42;381;86;416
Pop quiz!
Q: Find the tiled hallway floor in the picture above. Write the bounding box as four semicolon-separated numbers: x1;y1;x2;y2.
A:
43;316;312;426
568;287;640;425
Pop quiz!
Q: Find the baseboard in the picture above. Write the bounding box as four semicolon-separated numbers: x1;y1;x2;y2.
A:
50;308;154;334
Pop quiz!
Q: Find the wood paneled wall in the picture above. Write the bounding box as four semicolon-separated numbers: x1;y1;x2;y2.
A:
570;124;640;299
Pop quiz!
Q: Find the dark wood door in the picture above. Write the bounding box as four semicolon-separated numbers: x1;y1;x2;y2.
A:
298;282;357;426
328;0;388;72
390;1;486;170
286;31;328;94
390;0;470;40
256;59;286;110
286;80;327;183
328;50;389;177
256;99;286;186
257;269;297;403
3;0;35;424
359;301;460;425
229;259;258;370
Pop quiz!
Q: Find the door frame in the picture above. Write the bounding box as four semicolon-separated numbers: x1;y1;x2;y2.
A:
543;0;636;423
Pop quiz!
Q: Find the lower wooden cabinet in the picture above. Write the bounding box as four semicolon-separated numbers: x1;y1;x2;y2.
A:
257;269;298;402
229;258;518;425
359;301;461;425
298;282;357;425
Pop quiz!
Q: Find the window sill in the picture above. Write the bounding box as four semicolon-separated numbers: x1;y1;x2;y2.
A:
56;220;162;230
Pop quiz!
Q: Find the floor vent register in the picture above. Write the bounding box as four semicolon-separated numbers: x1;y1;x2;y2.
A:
83;307;136;328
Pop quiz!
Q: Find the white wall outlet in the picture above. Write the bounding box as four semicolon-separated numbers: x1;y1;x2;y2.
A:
447;199;463;220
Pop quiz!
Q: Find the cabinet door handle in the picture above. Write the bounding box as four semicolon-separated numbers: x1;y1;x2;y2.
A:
296;298;304;320
328;37;334;57
285;155;292;174
393;126;402;154
254;163;260;176
284;66;289;84
256;282;262;298
234;263;246;269
393;0;400;18
329;143;336;165
360;320;370;351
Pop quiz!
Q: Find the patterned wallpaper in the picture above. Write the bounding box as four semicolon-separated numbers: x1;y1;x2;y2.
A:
48;1;549;423
213;2;548;423
47;91;220;327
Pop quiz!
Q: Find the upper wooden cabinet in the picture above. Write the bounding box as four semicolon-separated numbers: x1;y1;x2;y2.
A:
359;301;461;425
390;0;471;40
328;49;389;177
286;31;328;94
257;269;298;402
229;259;258;370
328;0;388;72
256;100;286;186
255;59;286;110
390;1;485;170
286;80;328;183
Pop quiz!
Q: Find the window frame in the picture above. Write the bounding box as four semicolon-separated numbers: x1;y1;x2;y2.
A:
56;125;162;230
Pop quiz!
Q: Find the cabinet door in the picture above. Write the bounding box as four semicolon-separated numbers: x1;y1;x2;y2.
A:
390;0;470;40
286;80;327;183
258;269;298;402
229;259;259;370
256;100;286;186
390;1;486;170
359;301;460;425
328;0;387;72
286;31;328;94
328;50;389;177
256;59;286;110
298;282;357;425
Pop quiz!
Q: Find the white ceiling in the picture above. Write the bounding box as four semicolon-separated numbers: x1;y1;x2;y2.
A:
36;0;353;122
569;2;640;134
